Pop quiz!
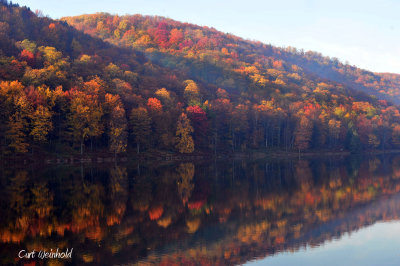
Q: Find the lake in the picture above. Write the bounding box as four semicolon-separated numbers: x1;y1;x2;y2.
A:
1;154;400;265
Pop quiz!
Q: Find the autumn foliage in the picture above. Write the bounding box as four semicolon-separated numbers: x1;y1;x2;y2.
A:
0;1;400;156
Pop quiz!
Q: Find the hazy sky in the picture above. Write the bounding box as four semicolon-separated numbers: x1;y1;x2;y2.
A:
12;0;400;74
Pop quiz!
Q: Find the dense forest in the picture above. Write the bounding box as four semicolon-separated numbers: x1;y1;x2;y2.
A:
2;1;400;157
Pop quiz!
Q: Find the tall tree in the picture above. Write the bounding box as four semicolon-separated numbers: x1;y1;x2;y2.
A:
67;89;103;154
175;113;194;153
6;111;29;153
186;105;208;147
129;107;152;154
294;116;313;153
104;93;128;156
109;104;128;156
30;105;53;143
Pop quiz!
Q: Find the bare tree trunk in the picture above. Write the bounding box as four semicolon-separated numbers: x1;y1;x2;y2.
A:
214;132;217;156
232;132;235;152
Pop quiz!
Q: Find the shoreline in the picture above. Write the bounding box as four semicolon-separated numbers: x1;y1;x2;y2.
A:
2;149;400;166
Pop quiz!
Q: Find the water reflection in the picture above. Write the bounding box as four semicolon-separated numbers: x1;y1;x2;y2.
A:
247;220;400;266
1;155;400;265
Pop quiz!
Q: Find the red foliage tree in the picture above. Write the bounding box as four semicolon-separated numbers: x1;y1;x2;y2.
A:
147;97;163;112
19;49;35;67
154;22;169;48
169;28;184;46
179;39;194;50
186;106;209;144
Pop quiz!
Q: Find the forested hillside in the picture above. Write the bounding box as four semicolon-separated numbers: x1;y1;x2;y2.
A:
1;0;400;158
64;13;400;103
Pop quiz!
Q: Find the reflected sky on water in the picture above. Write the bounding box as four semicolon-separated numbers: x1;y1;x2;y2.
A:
247;221;400;266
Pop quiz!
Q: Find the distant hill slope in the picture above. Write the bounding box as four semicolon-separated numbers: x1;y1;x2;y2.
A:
63;13;400;104
1;1;400;156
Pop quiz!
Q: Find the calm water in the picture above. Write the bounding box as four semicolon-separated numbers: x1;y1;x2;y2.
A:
1;155;400;265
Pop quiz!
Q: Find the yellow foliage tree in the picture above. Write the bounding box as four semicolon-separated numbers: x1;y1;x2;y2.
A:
109;105;127;156
155;87;172;107
30;105;53;143
68;90;103;154
184;80;200;106
175;113;194;153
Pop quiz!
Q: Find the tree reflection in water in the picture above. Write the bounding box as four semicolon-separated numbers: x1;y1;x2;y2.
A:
1;155;400;265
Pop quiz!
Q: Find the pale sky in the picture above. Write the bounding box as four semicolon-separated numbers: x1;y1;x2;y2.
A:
12;0;400;74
